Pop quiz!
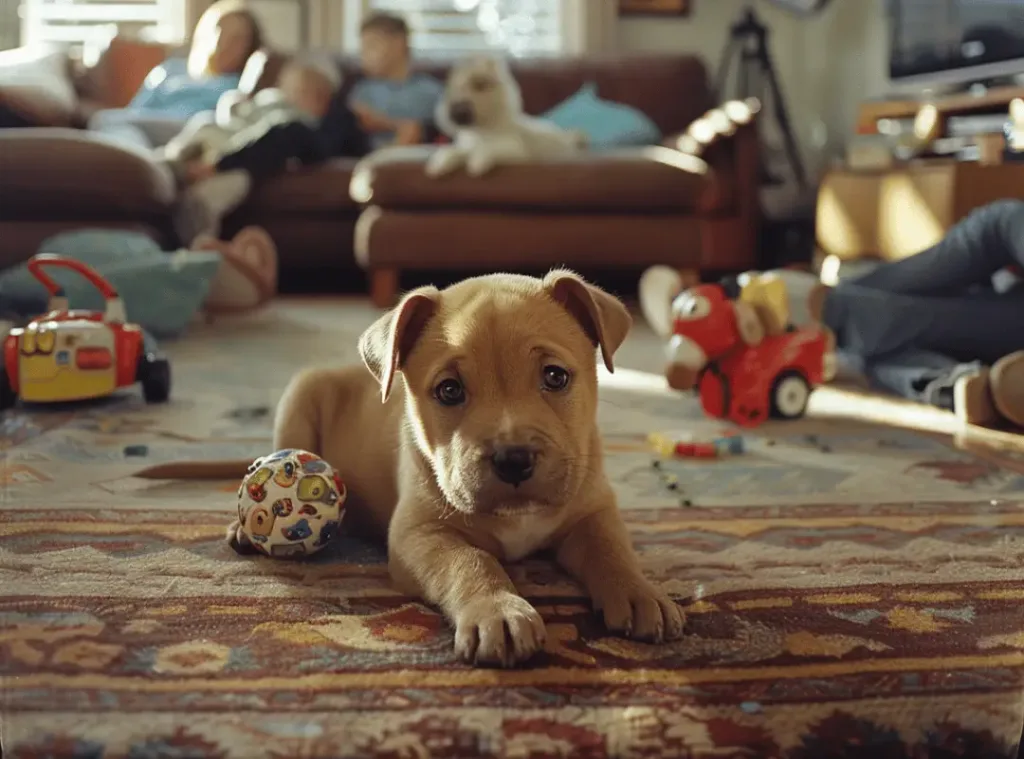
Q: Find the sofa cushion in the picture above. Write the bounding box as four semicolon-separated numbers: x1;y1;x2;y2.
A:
0;47;78;127
242;158;361;214
96;38;172;108
543;83;661;148
351;151;732;214
0;129;175;216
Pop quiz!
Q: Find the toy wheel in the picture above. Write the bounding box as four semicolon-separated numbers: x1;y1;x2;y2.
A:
0;366;15;411
770;371;810;419
137;353;171;403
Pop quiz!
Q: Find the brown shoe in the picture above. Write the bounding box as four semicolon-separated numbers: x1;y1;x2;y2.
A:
954;368;1000;427
990;350;1024;427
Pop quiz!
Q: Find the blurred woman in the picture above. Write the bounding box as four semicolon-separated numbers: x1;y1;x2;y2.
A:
89;0;263;148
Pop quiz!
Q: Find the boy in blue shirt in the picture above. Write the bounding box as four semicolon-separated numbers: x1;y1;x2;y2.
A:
348;12;444;150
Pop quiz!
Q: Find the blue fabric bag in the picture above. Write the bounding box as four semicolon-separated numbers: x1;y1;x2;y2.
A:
0;230;220;339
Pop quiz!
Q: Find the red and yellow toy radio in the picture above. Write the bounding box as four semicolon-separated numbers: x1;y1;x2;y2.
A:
0;255;171;409
641;267;834;428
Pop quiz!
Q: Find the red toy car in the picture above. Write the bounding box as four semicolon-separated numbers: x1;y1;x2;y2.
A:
666;283;831;427
1;255;171;409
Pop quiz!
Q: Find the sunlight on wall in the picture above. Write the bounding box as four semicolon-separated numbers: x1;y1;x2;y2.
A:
817;169;947;261
879;174;947;260
619;0;890;174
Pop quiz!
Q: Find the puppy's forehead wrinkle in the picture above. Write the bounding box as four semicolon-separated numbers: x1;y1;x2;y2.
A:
433;287;589;353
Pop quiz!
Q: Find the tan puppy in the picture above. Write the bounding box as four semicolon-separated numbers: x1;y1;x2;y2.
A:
225;271;684;666
427;56;585;178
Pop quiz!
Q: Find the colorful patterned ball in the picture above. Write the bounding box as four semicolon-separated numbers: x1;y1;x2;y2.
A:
236;449;346;558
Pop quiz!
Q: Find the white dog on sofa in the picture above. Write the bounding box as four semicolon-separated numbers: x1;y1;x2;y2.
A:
426;56;586;178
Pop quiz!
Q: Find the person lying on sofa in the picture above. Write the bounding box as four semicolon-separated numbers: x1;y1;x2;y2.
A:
348;11;444;149
165;55;368;311
170;54;367;242
88;0;264;149
764;199;1024;429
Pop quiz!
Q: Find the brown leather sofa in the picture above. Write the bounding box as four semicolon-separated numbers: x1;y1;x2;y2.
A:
348;58;761;306
0;44;760;302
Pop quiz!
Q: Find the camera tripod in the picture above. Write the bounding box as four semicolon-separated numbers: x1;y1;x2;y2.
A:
716;6;807;189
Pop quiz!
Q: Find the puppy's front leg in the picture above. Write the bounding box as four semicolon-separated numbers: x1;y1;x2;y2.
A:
390;520;546;667
425;146;467;177
557;507;685;643
465;147;497;177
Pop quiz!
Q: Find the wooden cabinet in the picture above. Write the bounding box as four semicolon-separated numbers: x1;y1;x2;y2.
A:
816;161;1024;261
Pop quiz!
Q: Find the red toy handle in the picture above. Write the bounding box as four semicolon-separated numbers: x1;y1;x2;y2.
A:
28;255;120;300
28;254;126;324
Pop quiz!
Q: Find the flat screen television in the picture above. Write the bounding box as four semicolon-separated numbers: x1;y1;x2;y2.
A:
889;0;1024;85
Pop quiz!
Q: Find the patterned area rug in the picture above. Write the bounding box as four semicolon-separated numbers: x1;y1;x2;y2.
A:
4;301;1024;758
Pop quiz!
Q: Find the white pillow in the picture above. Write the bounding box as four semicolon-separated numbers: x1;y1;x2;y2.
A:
0;45;77;113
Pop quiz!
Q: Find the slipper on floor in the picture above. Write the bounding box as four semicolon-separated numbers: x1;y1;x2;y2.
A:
194;226;278;313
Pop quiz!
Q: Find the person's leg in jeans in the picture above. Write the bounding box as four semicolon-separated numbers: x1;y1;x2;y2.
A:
774;200;1024;324
770;262;1024;424
821;282;1024;365
849;199;1024;296
866;349;981;410
824;281;1024;423
763;199;1024;423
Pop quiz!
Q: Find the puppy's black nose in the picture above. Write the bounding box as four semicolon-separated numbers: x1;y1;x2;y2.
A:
448;100;474;126
491;445;537;486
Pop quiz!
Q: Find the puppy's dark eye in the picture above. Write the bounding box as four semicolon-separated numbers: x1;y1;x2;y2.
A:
434;378;466;406
542;365;571;392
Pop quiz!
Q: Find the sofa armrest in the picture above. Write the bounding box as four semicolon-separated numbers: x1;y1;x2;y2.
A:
0;88;76;128
0;129;176;215
664;98;761;166
665;99;762;268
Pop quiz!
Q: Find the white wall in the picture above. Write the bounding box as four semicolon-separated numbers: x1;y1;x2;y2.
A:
619;0;890;175
249;0;305;51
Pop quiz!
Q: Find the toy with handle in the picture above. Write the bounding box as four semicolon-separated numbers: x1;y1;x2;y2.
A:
0;254;171;409
27;254;128;325
639;266;833;427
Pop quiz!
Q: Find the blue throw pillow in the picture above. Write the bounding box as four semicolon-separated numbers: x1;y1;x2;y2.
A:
0;230;221;340
542;83;662;149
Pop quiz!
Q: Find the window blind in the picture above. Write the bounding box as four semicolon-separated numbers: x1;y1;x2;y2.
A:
365;0;563;57
21;0;185;49
1;0;19;50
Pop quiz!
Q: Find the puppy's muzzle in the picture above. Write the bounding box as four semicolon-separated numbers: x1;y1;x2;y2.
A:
490;444;537;486
448;100;475;126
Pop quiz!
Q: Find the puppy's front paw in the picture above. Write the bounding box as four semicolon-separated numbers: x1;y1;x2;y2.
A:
454;591;546;667
425;147;464;177
591;578;685;643
466;151;496;177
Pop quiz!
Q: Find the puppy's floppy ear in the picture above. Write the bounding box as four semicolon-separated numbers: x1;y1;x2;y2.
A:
358;286;440;402
544;269;632;373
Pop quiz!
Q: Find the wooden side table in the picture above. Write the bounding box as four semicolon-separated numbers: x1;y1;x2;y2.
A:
816;161;1024;262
